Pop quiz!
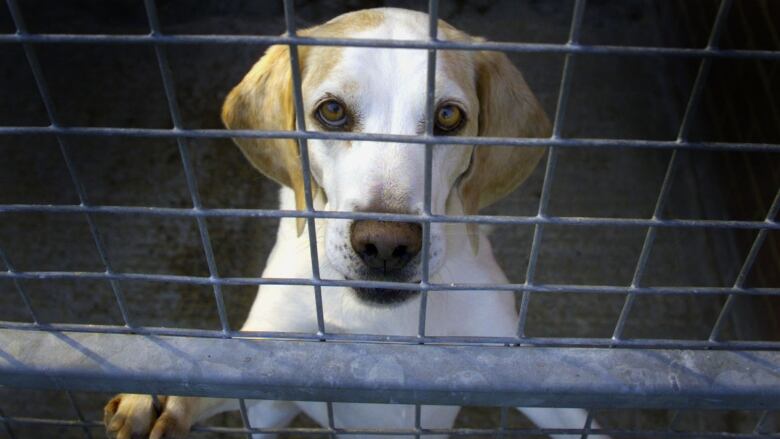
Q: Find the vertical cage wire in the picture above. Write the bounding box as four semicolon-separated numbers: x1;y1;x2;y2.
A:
414;403;422;438
517;0;587;338
417;0;440;339
580;410;594;439
326;401;336;438
237;398;253;439
0;246;39;324
64;390;92;439
496;406;508;439
4;0;133;329
613;0;734;341
754;410;772;434
0;406;15;439
142;0;231;335
282;0;327;338
710;186;780;341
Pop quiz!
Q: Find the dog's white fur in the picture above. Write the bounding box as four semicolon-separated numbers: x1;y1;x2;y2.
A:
104;8;608;439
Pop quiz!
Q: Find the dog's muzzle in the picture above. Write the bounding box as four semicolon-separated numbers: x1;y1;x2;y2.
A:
348;220;422;306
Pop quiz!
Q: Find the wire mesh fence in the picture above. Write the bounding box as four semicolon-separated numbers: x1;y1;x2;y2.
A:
0;0;779;437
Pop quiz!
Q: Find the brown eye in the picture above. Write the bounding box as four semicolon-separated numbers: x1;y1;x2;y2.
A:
316;99;348;129
435;103;464;133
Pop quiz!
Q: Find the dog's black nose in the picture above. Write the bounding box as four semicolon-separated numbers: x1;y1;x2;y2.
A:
350;220;422;273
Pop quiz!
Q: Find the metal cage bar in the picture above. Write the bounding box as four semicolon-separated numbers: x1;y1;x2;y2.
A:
1;32;779;61
709;187;780;341
612;0;734;342
0;406;15;439
64;390;92;439
237;398;253;439
517;0;587;337
754;410;771;435
2;124;780;155
417;0;440;340
3;413;780;438
142;0;231;335
283;0;327;338
2;202;778;230
0;246;39;324
3;329;780;410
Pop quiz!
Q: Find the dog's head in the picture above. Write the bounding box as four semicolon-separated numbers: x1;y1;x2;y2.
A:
222;8;550;306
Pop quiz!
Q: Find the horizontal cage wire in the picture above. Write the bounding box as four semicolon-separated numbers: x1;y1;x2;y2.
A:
1;0;780;438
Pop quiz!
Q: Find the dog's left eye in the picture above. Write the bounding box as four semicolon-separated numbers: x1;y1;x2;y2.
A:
316;99;348;129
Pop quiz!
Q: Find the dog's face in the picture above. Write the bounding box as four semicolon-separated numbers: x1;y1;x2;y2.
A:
222;8;550;306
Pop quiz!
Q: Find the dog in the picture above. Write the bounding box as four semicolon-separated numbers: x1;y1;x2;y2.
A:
103;8;607;439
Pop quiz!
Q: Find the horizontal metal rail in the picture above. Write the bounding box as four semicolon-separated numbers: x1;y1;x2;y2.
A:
1;32;779;61
1;269;779;297
2;321;780;351
1;204;778;232
1;329;779;409
1;415;779;438
1;125;780;153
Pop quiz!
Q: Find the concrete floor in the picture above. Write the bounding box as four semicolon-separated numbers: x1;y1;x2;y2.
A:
0;0;773;437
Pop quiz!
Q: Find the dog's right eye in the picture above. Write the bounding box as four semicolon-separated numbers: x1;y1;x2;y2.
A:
316;99;348;129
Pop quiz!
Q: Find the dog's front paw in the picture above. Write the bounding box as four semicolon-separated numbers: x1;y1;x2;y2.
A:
104;394;190;439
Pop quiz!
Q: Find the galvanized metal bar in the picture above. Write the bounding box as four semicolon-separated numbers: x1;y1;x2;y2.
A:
2;203;779;231
0;407;16;439
2;319;780;350
417;0;439;340
143;0;231;335
496;406;508;439
668;410;682;432
326;401;336;438
1;32;779;61
709;187;780;342
0;246;39;324
3;269;780;298
415;404;423;439
613;0;732;342
612;150;679;340
2;329;780;409
580;411;594;439
754;410;772;434
677;0;733;142
237;398;252;439
283;0;326;338
65;390;92;439
517;0;587;338
4;0;132;329
3;413;780;438
1;125;779;153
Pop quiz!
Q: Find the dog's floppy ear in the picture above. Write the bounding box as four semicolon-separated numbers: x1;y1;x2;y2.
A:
458;49;551;253
221;44;318;236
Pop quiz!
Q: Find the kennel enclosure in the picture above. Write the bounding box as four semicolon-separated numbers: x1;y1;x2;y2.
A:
1;0;780;437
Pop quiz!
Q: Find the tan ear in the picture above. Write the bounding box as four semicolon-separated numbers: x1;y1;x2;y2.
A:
459;50;551;253
221;44;318;235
